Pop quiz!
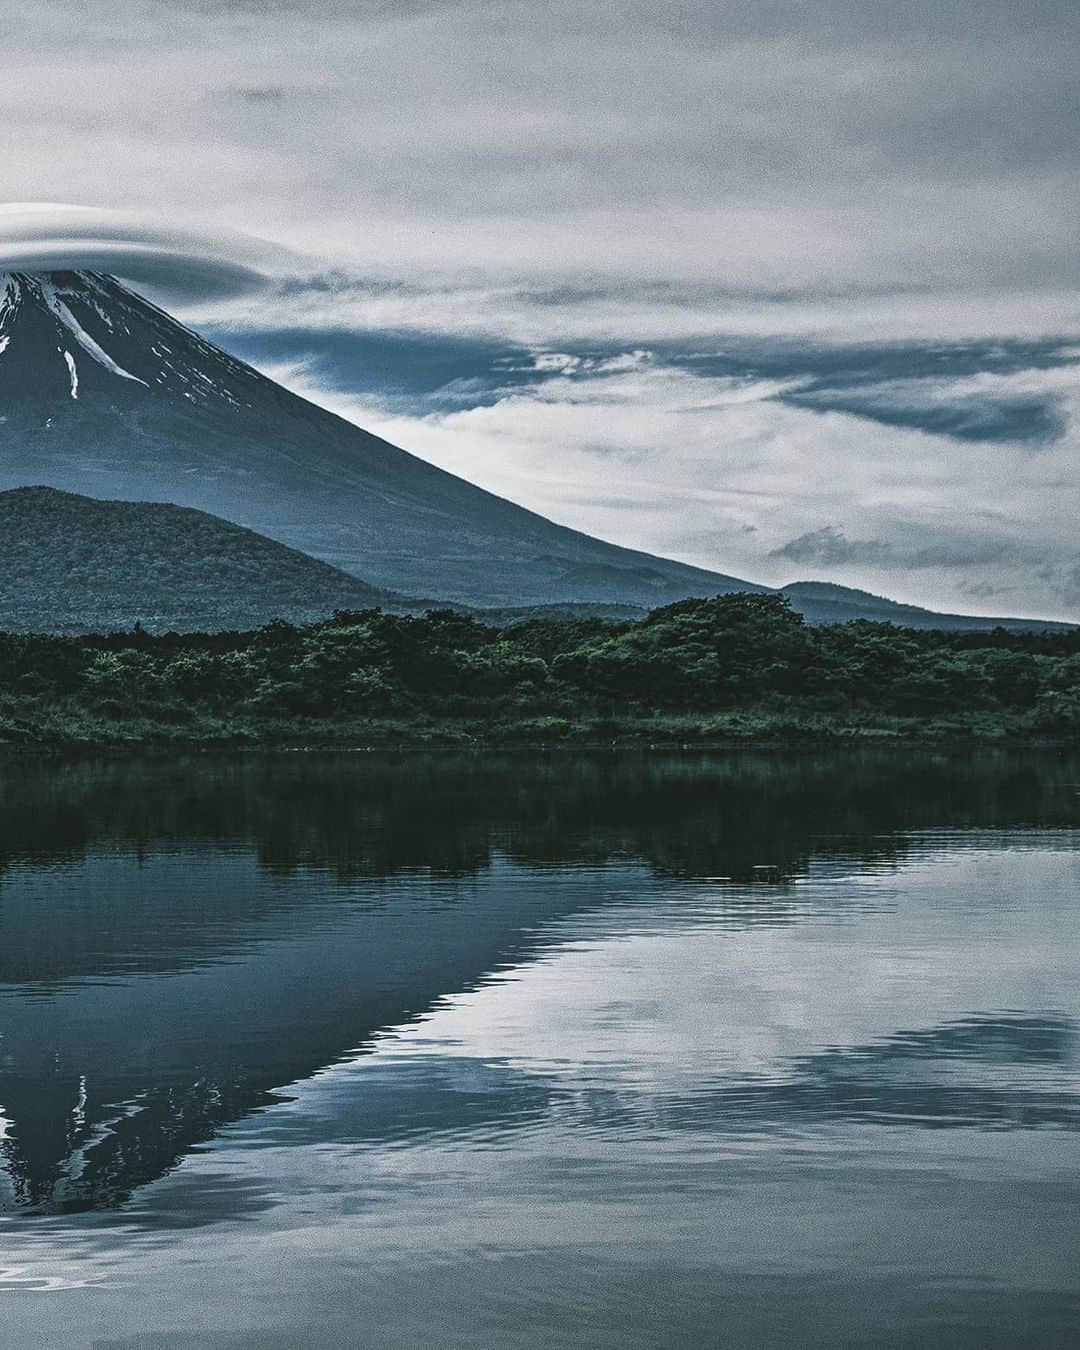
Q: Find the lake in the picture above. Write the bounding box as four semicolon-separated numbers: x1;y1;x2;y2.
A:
1;750;1078;1348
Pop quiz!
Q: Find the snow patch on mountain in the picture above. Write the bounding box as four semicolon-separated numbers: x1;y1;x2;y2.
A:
35;277;148;387
0;276;19;329
0;270;258;409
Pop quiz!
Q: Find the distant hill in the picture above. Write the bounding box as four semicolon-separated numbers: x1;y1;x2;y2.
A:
778;581;1072;633
0;487;408;633
475;587;1074;633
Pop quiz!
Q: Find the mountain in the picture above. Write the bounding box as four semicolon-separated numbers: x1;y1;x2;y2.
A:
0;271;1069;632
0;486;408;633
0;270;765;609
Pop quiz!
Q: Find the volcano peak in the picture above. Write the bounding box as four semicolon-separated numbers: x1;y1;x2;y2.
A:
0;269;260;411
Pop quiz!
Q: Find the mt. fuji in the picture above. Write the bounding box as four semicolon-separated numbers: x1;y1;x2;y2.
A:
0;270;1067;631
0;270;766;609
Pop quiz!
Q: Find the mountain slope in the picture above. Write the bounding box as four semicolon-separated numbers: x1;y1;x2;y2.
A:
0;487;406;633
0;487;1069;636
0;270;764;608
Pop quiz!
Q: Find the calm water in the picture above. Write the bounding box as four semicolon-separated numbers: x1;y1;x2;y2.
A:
0;750;1078;1348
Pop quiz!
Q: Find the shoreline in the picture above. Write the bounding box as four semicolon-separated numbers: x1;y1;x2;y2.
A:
2;730;1078;757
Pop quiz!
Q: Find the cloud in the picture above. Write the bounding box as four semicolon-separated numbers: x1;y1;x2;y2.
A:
769;526;1021;570
0;202;292;299
960;580;1011;601
1057;562;1080;609
191;272;1080;350
250;343;1080;621
3;1;1078;341
783;378;1071;446
770;527;895;568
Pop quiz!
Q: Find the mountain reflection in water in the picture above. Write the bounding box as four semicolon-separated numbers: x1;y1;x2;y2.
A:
0;750;1078;1350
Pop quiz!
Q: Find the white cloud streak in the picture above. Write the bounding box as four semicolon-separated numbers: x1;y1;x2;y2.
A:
261;352;1080;621
0;203;294;299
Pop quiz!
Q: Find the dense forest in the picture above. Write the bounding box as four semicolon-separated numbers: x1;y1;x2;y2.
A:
1;593;1078;746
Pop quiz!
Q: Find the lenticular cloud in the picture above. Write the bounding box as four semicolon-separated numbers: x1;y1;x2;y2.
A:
0;203;287;298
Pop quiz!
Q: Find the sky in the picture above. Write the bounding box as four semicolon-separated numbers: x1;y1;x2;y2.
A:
2;0;1079;617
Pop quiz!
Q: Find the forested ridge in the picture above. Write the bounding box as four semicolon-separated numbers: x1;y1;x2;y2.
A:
1;593;1078;746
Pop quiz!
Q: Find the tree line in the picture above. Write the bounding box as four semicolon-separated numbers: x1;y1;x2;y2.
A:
1;593;1078;743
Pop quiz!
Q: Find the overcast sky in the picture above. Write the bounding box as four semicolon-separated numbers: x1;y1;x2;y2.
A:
3;0;1079;617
